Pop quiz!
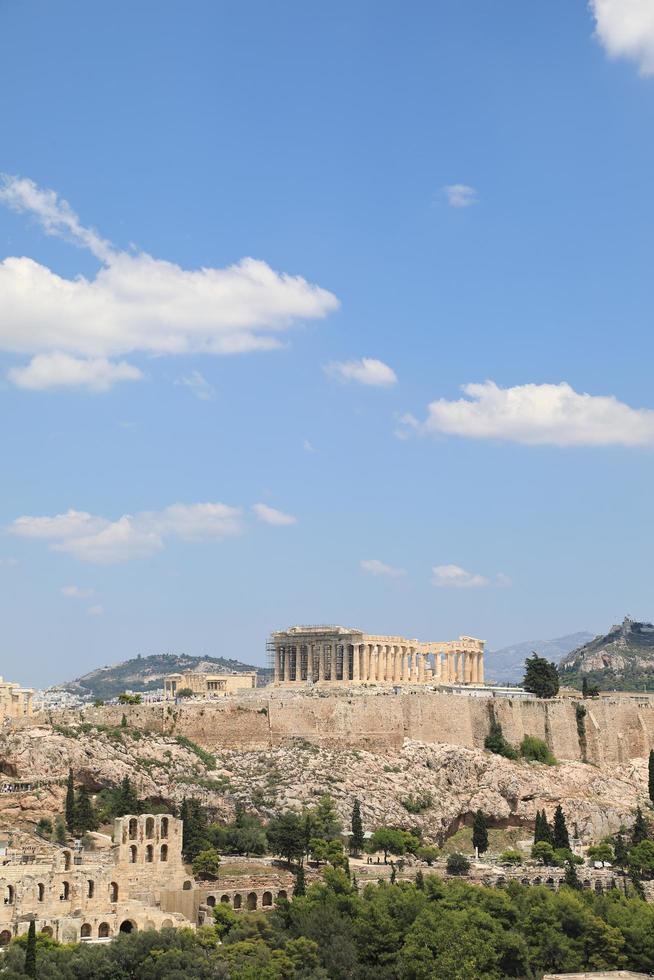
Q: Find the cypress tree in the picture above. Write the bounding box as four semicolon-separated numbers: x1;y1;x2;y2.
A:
614;834;628;868
116;776;139;816
648;750;654;806
25;919;36;978
65;769;75;832
563;858;581;890
472;810;489;856
553;805;570;851
632;806;648;845
537;810;553;846
351;799;364;855
415;868;424;890
293;862;306;897
534;810;544;843
582;677;588;699
75;785;97;833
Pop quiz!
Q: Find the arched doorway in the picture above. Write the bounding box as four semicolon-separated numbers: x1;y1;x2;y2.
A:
277;890;287;900
233;893;242;909
40;926;53;938
0;930;12;946
81;923;92;939
220;895;230;904
98;922;110;938
119;920;135;934
262;891;272;907
246;892;257;910
206;895;216;907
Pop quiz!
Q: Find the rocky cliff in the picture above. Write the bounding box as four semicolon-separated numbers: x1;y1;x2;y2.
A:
560;617;654;691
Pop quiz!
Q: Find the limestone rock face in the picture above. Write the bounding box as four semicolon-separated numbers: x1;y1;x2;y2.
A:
0;724;646;844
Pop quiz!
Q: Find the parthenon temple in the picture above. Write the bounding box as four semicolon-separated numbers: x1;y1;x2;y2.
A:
270;626;484;686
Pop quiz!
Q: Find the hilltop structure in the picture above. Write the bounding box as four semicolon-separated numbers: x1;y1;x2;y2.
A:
0;677;33;722
163;669;257;699
560;617;654;691
269;625;484;686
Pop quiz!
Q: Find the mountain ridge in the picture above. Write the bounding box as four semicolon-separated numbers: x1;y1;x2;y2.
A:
486;632;595;684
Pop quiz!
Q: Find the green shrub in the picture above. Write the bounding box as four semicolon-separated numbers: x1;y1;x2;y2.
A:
484;718;518;760
520;734;556;765
499;849;522;864
446;852;470;875
400;792;433;814
175;735;217;770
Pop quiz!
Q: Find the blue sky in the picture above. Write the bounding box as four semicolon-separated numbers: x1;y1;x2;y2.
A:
2;0;654;687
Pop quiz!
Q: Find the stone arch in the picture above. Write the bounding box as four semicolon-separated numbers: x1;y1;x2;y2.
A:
61;925;78;943
145;816;155;839
160;817;169;838
128;818;138;840
98;922;111;938
144;920;156;931
60;881;70;900
520;878;529;886
161;919;173;928
37;883;45;901
81;923;92;939
40;926;53;938
262;891;272;907
160;844;168;862
594;881;604;893
546;877;555;887
130;845;138;864
110;881;119;902
145;844;154;863
583;879;592;889
63;850;72;871
0;929;12;946
4;884;14;904
220;894;230;904
182;879;192;890
206;895;216;907
119;919;136;934
246;892;257;910
277;890;287;900
233;893;242;909
533;876;542;885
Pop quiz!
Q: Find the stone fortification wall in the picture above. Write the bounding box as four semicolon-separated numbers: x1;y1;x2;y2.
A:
34;689;654;764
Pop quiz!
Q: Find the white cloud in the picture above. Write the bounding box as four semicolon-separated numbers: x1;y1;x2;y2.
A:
360;559;406;578
87;604;104;616
8;502;244;564
252;503;297;526
326;357;398;387
8;353;142;391
590;0;654;76
0;175;339;390
404;381;654;447
175;370;215;401
431;564;489;588
443;184;477;208
61;585;94;598
302;439;317;453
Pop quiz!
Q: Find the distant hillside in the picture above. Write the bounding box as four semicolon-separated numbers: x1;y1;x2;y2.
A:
559;617;654;691
54;653;267;700
486;632;595;685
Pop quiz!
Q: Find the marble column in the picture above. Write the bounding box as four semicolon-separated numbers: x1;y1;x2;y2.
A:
283;646;291;682
470;652;478;684
477;651;484;685
353;644;360;682
274;645;281;683
417;652;425;682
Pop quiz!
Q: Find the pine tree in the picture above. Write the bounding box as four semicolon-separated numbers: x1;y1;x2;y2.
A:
472;810;489;856
293;862;306;897
553;805;570;851
648;750;654;806
52;816;67;845
351;799;364;855
582;677;588;699
415;868;425;890
25;919;36;978
75;786;97;833
523;654;560;699
563;858;581;890
632;806;648;845
65;769;75;832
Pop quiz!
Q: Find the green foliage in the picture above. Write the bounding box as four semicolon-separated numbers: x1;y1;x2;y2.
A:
629;840;654;876
523;652;560;698
534;809;554;845
553;804;571;850
24;919;36;979
416;845;439;865
520;734;556;765
117;692;142;704
64;769;75;832
176;687;194;698
191;847;221;880
350;798;364;855
368;827;408;862
484;716;518;760
499;849;523;864
180;798;209;861
400;791;433;814
266;810;306;865
633;806;649;845
175;735;217;770
35;817;52;837
649;750;654;806
563;858;582;890
472;810;489;855
293;863;306;897
73;785;98;833
446;852;470;875
92;698;104;707
532;841;556;865
588;842;614;864
52;815;67;844
581;676;599;698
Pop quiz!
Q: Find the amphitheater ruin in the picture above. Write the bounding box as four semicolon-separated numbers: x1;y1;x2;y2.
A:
270;625;485;686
